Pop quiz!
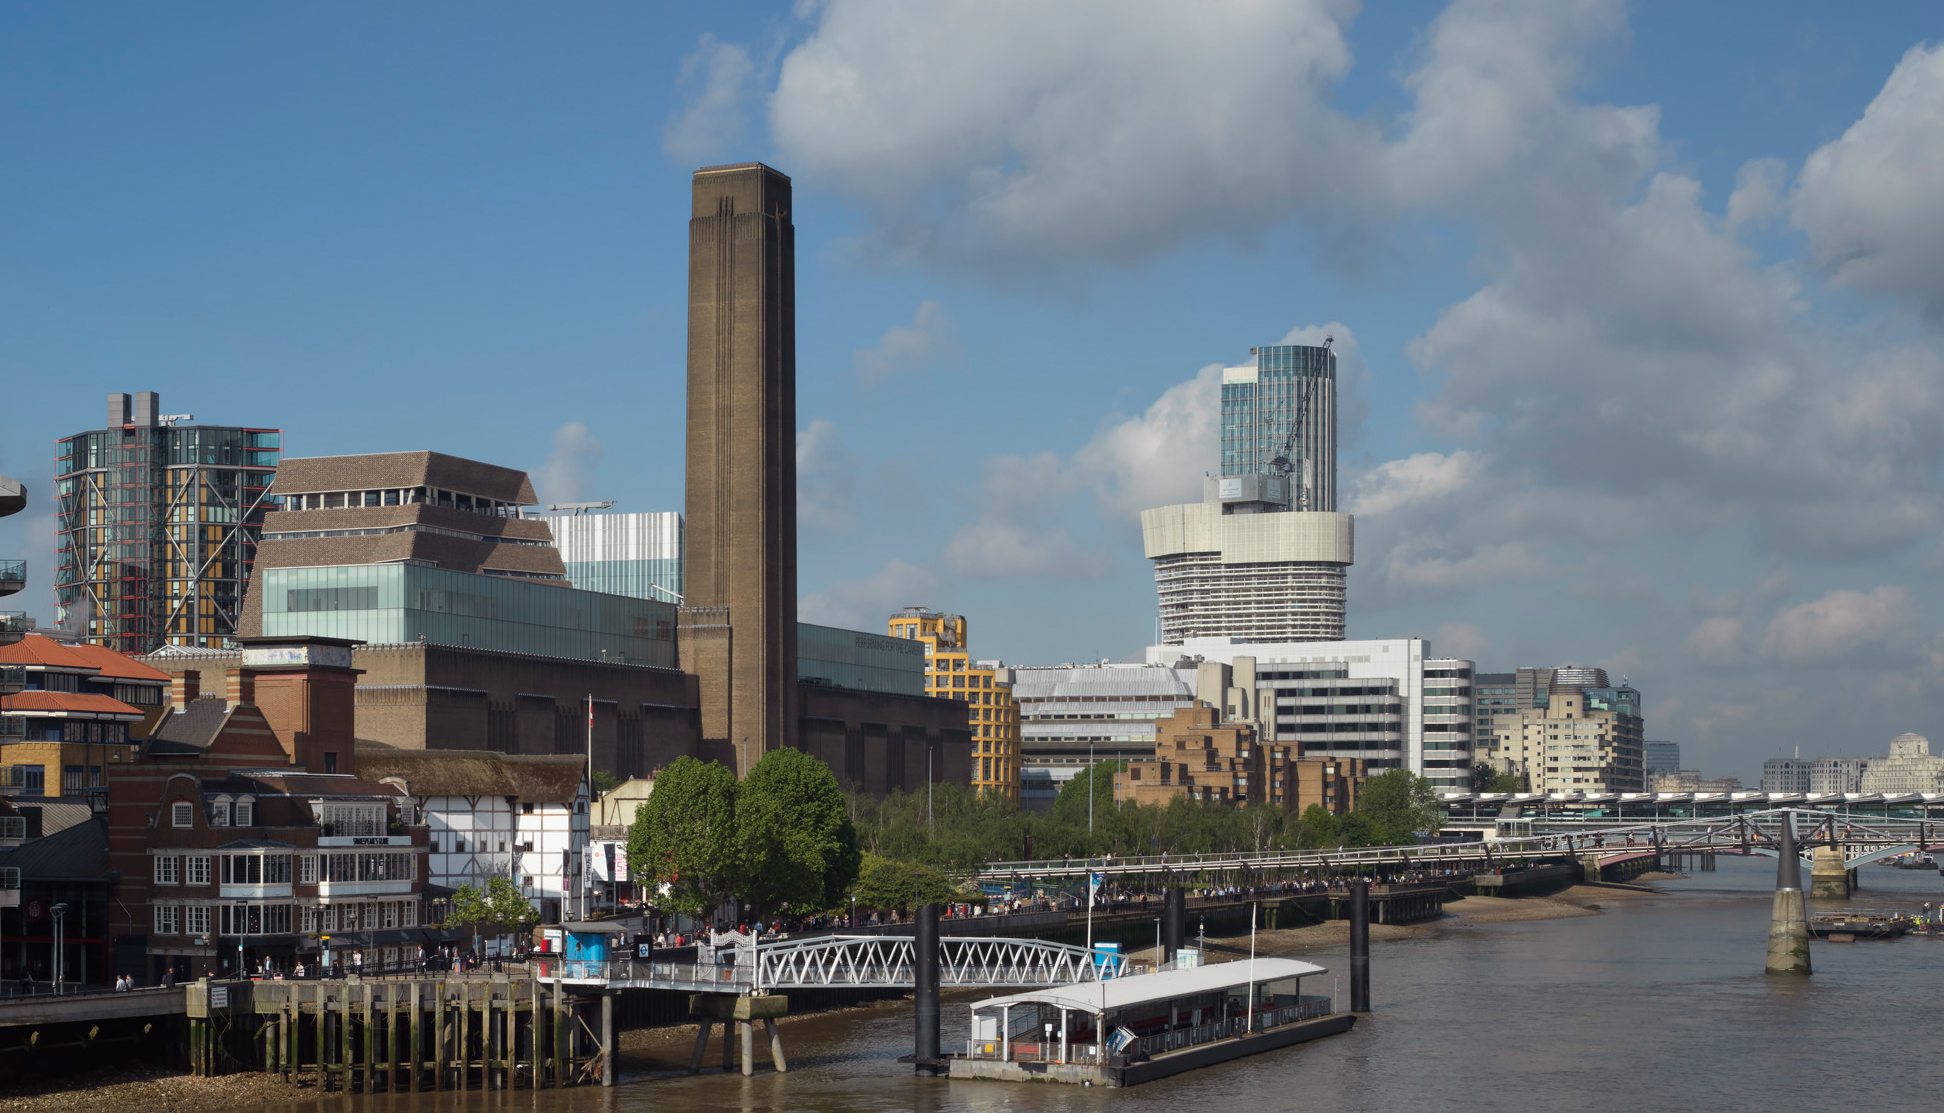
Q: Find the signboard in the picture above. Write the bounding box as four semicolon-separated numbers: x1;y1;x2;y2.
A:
209;985;230;1009
1218;477;1243;500
243;643;354;670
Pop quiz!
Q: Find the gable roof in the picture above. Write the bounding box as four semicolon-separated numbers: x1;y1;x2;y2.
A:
355;746;585;803
145;696;237;753
273;452;539;504
1;691;144;716
0;635;171;681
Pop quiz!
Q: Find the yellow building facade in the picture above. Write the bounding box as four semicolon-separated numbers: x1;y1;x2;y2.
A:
887;608;1020;802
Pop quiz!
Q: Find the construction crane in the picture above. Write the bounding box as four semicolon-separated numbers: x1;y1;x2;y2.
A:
1265;335;1331;511
546;501;615;515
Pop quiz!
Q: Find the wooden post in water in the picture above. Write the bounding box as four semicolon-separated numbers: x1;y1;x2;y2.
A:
601;992;615;1087
458;980;470;1092
407;981;421;1092
362;984;376;1091
554;981;572;1088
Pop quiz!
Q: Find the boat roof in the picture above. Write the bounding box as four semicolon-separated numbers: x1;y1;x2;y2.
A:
970;957;1326;1016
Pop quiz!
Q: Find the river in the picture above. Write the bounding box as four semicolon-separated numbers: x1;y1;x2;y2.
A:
248;857;1943;1113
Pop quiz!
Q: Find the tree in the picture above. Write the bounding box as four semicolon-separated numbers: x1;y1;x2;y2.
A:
853;852;959;914
736;748;861;918
1295;804;1342;849
626;756;742;917
448;883;495;941
1355;769;1441;845
1471;761;1527;794
486;876;539;931
591;769;623;794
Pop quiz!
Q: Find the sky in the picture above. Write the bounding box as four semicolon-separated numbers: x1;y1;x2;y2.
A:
4;1;1943;782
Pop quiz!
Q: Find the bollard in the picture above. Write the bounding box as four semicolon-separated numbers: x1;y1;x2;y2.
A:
913;902;941;1076
1349;879;1371;1013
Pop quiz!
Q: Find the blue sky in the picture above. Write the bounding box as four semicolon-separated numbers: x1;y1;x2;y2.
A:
5;2;1943;780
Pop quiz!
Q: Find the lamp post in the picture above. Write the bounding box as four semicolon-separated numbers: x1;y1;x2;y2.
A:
50;903;67;995
1088;741;1095;837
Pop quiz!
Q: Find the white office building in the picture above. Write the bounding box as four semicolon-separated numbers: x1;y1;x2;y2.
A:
1141;490;1353;645
1152;636;1476;791
1002;662;1200;810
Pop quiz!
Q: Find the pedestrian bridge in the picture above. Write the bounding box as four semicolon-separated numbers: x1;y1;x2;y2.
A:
540;934;1123;995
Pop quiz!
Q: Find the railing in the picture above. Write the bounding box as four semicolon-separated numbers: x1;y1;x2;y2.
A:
0;560;23;587
0;613;31;635
0;666;24;694
963;996;1336;1065
0;716;26;743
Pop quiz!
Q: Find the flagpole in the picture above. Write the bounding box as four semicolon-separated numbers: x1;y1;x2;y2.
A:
584;692;593;921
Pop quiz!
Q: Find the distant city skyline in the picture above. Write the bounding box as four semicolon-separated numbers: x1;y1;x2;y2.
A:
5;3;1944;782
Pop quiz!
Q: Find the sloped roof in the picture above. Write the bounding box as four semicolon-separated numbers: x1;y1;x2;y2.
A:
0;635;170;681
146;697;236;752
2;691;144;716
274;452;539;504
356;747;584;803
0;817;109;881
970;957;1328;1016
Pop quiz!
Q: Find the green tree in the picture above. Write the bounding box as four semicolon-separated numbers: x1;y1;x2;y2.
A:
591;769;622;794
1471;761;1527;794
448;882;494;939
1295;804;1342;848
626;756;742;917
853;852;959;914
485;876;539;931
735;747;861;918
1355;769;1441;845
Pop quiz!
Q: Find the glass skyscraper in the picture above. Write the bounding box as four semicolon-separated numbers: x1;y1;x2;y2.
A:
1219;343;1337;511
56;392;280;652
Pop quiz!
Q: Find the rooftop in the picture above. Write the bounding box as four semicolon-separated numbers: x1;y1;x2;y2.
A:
970;957;1327;1016
273;451;539;504
355;746;586;803
0;635;171;681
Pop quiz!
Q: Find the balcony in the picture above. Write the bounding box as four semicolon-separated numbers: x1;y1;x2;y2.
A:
0;715;24;743
0;666;23;696
0;866;19;909
0;612;30;637
0;561;21;598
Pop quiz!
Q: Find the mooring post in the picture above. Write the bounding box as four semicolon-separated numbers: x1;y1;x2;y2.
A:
601;992;615;1088
1162;886;1185;966
913;901;942;1076
1349;878;1371;1013
1765;811;1812;975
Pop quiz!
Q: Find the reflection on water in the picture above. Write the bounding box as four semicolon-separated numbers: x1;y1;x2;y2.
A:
250;857;1944;1113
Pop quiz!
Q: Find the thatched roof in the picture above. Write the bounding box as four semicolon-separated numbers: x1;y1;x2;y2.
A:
355;746;585;803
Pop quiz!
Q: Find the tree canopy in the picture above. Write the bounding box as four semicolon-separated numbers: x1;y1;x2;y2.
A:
447;876;538;936
626;756;741;917
1355;769;1442;845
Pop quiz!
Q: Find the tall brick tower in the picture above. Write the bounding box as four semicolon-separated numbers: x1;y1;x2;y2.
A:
680;163;799;773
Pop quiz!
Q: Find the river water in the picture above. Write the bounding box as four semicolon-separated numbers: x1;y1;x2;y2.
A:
252;857;1943;1113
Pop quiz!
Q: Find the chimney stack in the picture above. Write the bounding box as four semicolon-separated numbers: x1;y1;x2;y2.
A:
170;669;201;708
226;668;256;709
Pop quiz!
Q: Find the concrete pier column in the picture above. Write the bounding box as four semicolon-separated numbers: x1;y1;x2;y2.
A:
1765;813;1813;976
1348;879;1371;1013
764;1017;788;1072
1810;845;1851;900
601;993;616;1087
738;1019;755;1077
913;902;942;1076
689;1019;713;1075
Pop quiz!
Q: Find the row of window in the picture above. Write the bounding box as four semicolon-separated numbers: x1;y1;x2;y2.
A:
152;899;420;937
155;850;417;886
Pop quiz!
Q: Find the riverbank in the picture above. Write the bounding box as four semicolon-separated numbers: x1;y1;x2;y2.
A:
0;1064;325;1113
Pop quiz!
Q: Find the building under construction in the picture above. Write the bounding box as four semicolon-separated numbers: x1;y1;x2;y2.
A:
56;392;281;652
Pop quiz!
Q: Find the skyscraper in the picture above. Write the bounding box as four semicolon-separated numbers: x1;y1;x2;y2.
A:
680;163;798;772
56;392;280;652
1220;343;1337;512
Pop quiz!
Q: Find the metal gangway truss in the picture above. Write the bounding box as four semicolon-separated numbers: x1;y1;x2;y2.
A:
970;809;1944;883
541;934;1121;995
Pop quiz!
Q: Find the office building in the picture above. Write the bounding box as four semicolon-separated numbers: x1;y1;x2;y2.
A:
1115;702;1365;813
530;509;683;604
55;392;281;651
1761;756;1810;794
1006;662;1200;810
1644;740;1682;775
1808;756;1869;794
1;474;23;647
1650;770;1742;793
1470;672;1518;756
1158;637;1477;791
887;608;1021;802
1220;344;1338;512
1491;688;1646;793
680;163;800;772
1859;733;1944;794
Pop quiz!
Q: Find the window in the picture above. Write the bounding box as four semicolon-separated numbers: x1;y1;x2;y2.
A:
185;905;210;936
154;905;180;935
186;854;211;885
154;855;180;885
234;798;254;827
172;801;194;828
209;799;229;827
300;855;317;884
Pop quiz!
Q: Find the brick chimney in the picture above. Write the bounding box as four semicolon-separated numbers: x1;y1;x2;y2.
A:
170;669;201;708
235;637;361;775
225;668;256;709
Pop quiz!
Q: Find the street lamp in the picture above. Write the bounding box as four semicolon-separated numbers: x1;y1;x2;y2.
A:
50;903;67;995
1088;741;1095;836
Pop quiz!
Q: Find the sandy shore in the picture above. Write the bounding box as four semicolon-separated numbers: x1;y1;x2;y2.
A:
0;1065;329;1113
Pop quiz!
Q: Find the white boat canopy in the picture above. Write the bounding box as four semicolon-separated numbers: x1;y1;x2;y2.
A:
969;957;1327;1018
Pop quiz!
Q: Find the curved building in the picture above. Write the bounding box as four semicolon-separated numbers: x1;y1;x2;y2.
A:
1141;495;1353;644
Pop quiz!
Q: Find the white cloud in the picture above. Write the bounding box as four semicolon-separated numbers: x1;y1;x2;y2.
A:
1381;540;1545;594
1726;157;1787;232
1686;616;1744;664
799;559;939;629
1435;622;1488;660
942;452;1102;579
663;35;760;163
854;300;957;384
1350;451;1483;517
1070;364;1222;520
535;422;603;506
767;0;1378;271
1760;586;1913;663
1793;42;1944;321
797;418;855;528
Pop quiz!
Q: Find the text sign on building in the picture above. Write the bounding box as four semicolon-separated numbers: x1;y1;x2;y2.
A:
210;985;230;1009
244;643;353;670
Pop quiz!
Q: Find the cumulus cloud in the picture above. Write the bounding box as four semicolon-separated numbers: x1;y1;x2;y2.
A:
797;419;855;529
1435;622;1488;660
1380;540;1545;594
1686;616;1745;664
799;559;939;629
1793;42;1944;321
663;35;761;162
535;422;603;506
1350;451;1484;517
1070;364;1222;520
854;300;958;384
1760;586;1913;663
1726;157;1788;232
767;0;1379;271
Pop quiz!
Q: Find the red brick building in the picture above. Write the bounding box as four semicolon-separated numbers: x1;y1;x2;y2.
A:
106;636;430;981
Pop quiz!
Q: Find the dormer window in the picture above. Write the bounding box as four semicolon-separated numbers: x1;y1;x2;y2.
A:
171;801;194;828
209;795;232;827
235;797;254;827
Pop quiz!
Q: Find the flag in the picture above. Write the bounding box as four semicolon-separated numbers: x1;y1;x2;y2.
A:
1088;870;1103;906
587;694;594;729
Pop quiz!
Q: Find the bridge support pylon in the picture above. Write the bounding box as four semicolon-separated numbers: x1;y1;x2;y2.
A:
1765;814;1812;976
1162;887;1185;967
911;902;942;1076
1348;880;1370;1013
689;994;789;1076
1809;845;1851;900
